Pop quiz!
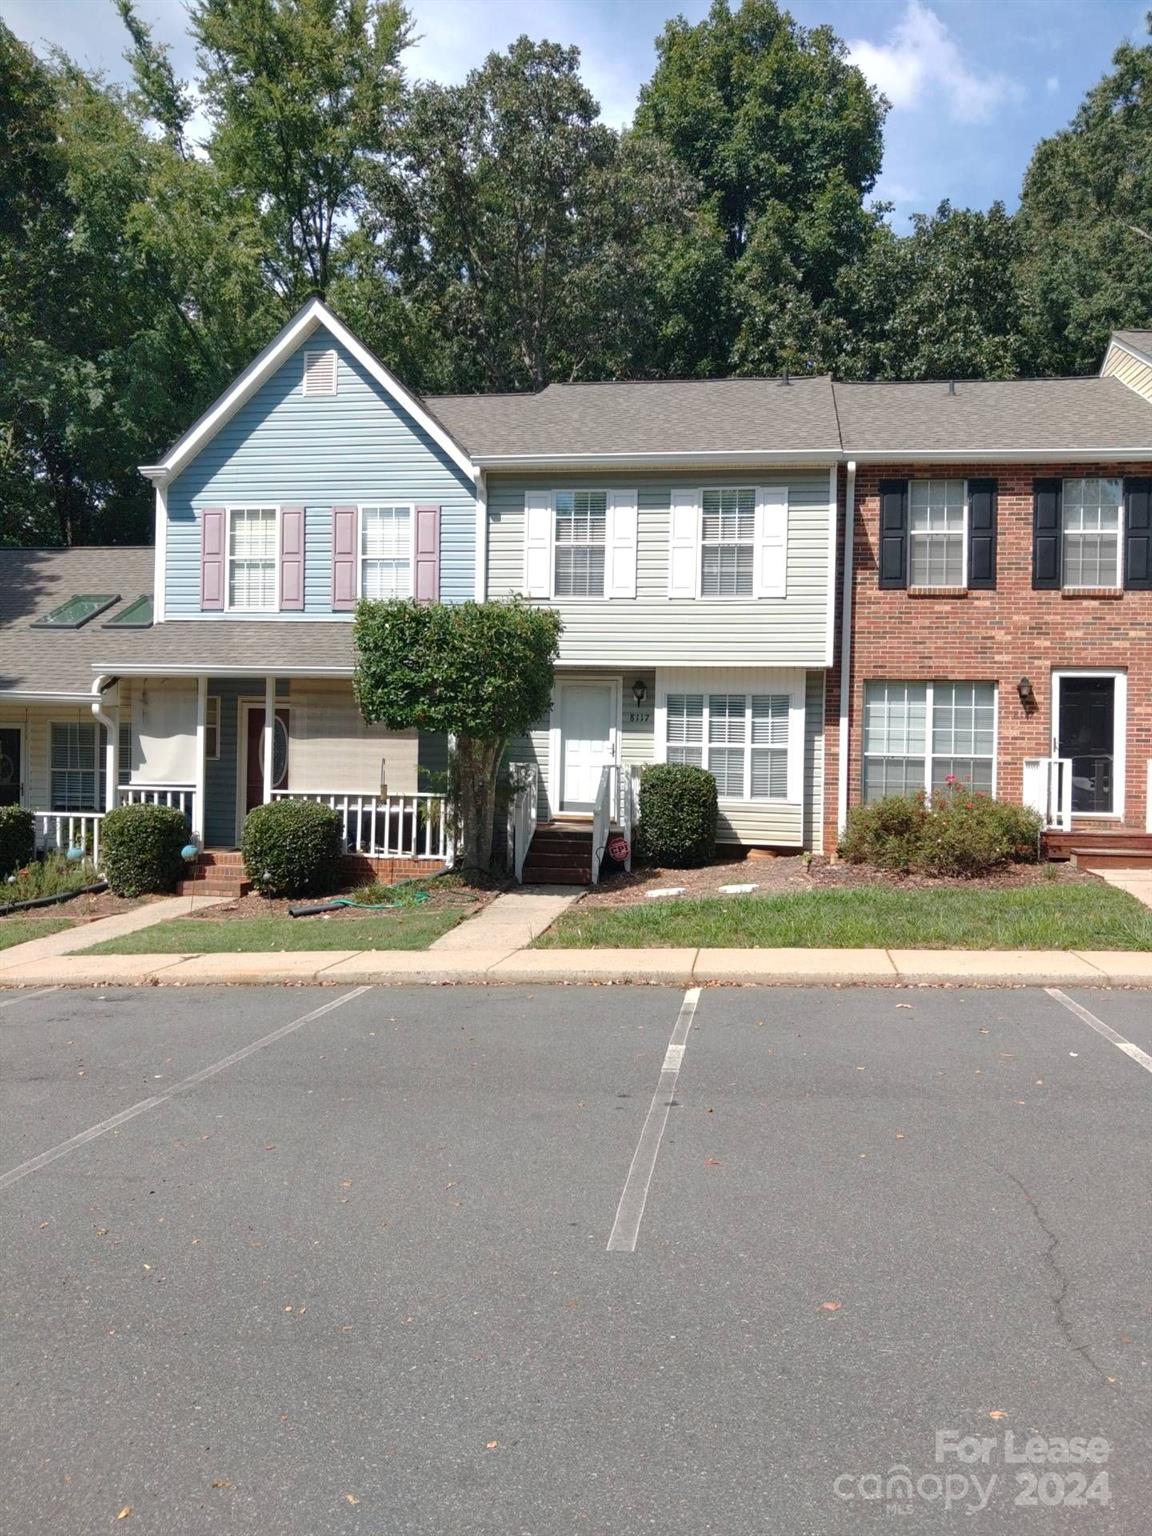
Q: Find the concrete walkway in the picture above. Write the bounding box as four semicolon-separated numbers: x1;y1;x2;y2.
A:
1095;867;1152;909
428;886;580;959
0;894;228;969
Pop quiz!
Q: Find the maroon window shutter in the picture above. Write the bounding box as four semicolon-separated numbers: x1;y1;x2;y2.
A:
280;506;306;610
414;504;441;603
331;506;358;610
200;507;226;610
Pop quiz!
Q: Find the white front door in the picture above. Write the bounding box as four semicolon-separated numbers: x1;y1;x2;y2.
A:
559;683;615;813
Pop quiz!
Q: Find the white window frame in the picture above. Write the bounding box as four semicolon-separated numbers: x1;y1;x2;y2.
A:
908;479;968;590
224;504;281;614
551;489;609;602
655;670;804;803
49;719;101;814
302;347;338;396
205;695;221;762
357;502;416;601
699;486;757;600
861;680;999;802
668;487;789;600
1061;478;1124;591
1051;668;1127;820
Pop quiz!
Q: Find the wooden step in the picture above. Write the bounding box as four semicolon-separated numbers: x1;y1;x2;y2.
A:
1046;830;1152;859
521;868;592;886
178;878;252;896
1073;851;1152;871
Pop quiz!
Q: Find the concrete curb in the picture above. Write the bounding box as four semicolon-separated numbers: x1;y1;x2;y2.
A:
1;946;1151;989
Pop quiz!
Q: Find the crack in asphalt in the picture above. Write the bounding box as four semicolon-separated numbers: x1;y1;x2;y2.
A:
1003;1171;1116;1392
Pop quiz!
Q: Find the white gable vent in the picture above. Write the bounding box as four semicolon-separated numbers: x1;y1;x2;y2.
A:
302;347;338;396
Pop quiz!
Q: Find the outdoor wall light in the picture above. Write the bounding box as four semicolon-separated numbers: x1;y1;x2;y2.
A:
1017;677;1034;705
632;680;648;706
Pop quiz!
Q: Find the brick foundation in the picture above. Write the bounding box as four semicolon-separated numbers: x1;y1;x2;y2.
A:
824;461;1152;854
340;854;449;885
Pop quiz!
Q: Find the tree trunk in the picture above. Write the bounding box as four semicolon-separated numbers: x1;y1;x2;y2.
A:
454;733;505;876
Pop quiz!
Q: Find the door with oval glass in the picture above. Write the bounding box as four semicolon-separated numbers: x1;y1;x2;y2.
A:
559;682;615;813
245;707;290;816
0;727;21;807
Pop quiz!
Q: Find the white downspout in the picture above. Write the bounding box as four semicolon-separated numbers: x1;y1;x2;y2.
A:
91;675;119;812
836;460;857;842
474;468;488;602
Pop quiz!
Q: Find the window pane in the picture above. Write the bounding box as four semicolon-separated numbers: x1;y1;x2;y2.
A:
361;506;411;598
863;682;926;757
931;758;993;794
709;746;745;796
229;508;277;609
751;694;789;746
666;695;703;744
51;722;98;812
668;746;703;767
1062;480;1121;587
554;490;607;543
701;489;754;597
708;695;747;744
701;544;754;597
863;756;924;802
554;545;605;598
701;488;755;541
751;748;788;798
932;683;995;758
908;481;965;586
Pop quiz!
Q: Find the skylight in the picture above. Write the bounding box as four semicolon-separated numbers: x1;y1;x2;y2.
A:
32;593;119;629
102;595;154;629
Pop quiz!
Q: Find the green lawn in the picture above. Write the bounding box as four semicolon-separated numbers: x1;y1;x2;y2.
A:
535;884;1152;951
82;910;465;954
0;918;74;950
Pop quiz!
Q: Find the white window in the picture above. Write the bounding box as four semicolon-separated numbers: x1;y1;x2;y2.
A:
863;681;996;802
553;490;606;598
205;695;220;761
51;721;100;812
662;691;791;800
302;348;338;395
701;488;755;597
909;479;966;587
228;507;277;611
360;505;413;599
1062;478;1122;588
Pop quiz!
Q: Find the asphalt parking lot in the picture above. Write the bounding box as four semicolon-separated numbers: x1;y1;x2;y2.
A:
2;982;1150;1535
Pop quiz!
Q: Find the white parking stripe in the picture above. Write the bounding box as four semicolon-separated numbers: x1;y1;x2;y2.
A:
0;986;372;1192
607;987;701;1254
1046;988;1152;1075
0;987;60;1012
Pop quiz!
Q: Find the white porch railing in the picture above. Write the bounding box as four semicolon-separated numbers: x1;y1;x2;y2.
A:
591;764;619;887
507;763;539;883
33;812;103;868
120;784;196;821
271;791;452;861
617;764;641;872
1022;756;1072;831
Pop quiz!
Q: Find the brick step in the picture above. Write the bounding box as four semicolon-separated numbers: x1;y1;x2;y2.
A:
178;878;252;896
196;852;246;867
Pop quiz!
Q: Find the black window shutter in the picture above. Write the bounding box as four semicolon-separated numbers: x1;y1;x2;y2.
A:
878;479;908;588
967;478;997;589
1124;477;1152;590
1032;479;1062;589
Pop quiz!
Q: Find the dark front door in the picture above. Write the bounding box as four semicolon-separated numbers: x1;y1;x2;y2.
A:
0;728;20;807
1057;675;1116;814
245;708;290;815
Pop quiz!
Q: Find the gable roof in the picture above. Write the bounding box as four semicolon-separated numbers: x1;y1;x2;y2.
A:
0;547;155;698
1110;329;1152;362
141;297;475;485
833;375;1152;458
426;375;841;463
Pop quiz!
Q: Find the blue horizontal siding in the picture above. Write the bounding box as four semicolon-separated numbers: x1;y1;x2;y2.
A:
166;334;475;618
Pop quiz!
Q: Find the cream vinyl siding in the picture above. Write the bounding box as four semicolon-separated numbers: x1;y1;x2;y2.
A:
486;471;832;667
505;716;554;822
1102;346;1152;403
0;707;51;809
286;680;419;794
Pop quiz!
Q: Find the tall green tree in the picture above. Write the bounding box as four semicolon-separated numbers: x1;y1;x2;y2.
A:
1017;15;1152;374
367;37;693;393
190;0;411;304
634;0;886;375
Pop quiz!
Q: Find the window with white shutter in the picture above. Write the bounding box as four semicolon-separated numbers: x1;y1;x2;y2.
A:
553;491;606;597
701;489;755;596
227;507;278;610
360;505;413;598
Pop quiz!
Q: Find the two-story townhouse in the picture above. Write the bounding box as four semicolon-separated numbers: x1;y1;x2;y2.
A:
826;342;1152;861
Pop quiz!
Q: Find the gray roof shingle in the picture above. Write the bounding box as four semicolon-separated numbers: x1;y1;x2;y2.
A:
833;375;1152;454
93;621;357;674
1112;329;1152;357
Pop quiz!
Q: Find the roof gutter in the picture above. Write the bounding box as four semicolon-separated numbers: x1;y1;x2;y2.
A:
471;449;842;470
91;662;355;679
0;689;96;705
836;459;857;845
846;448;1152;463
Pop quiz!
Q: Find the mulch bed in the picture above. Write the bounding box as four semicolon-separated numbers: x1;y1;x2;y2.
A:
0;890;153;926
183;879;502;923
581;852;1097;908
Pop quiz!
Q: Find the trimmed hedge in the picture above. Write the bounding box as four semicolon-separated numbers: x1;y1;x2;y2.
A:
0;805;36;880
241;799;344;897
636;763;718;868
101;803;189;896
840;785;1044;877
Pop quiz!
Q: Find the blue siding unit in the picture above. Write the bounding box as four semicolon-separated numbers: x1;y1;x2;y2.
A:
166;335;475;617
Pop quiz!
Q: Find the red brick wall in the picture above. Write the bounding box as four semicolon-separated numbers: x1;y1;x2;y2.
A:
823;462;1151;853
340;854;448;885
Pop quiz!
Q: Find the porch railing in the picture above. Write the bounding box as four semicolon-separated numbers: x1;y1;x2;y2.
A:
271;791;452;862
617;764;641;872
1022;756;1072;831
591;764;619;887
507;763;539;883
120;784;195;821
33;812;103;868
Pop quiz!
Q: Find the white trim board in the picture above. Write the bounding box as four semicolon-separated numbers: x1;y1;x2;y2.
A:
139;297;475;486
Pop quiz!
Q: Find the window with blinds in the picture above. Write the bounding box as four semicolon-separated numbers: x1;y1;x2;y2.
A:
701;488;755;597
361;505;413;599
228;507;278;610
51;721;100;811
663;691;790;799
553;490;607;598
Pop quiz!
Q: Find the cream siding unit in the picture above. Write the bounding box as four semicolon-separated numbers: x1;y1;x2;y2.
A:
486;471;834;667
505;716;553;822
0;706;52;809
803;670;825;854
286;681;420;796
1102;345;1152;403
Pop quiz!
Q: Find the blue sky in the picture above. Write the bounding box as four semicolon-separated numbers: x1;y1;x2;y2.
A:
5;0;1147;228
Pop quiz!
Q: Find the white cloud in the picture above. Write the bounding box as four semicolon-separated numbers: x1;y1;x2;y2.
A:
848;1;1025;125
1045;74;1060;95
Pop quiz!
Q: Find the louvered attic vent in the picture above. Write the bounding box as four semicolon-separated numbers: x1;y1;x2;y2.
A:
303;347;338;395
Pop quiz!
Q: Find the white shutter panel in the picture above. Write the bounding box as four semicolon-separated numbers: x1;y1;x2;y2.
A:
668;489;700;598
755;487;788;598
606;490;638;598
522;491;553;598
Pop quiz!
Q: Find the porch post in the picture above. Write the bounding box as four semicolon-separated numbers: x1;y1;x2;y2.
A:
104;703;118;812
263;675;276;804
192;675;207;842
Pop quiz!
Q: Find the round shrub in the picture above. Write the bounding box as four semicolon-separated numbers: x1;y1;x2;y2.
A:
241;799;344;897
636;763;718;867
0;805;36;880
101;803;189;896
839;786;1043;877
838;793;929;873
